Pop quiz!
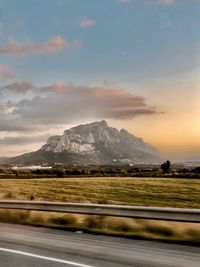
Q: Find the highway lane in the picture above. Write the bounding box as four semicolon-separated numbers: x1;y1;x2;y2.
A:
0;223;199;266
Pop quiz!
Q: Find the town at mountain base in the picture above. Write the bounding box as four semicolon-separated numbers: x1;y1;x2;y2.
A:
8;121;160;165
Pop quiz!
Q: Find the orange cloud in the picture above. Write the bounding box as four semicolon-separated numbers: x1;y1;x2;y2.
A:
0;36;77;57
51;83;70;93
0;64;15;80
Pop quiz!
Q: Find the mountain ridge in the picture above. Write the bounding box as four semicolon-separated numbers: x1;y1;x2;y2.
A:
8;120;160;165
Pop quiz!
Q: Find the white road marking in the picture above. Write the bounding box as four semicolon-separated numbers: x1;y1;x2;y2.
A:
0;247;94;267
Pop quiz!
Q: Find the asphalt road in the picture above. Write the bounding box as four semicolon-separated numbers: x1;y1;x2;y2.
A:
0;223;199;267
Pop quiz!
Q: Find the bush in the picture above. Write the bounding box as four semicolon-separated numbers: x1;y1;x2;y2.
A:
144;223;174;237
48;215;77;226
84;215;106;229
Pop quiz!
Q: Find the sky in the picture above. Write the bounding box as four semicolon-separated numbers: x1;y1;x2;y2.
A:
0;0;200;158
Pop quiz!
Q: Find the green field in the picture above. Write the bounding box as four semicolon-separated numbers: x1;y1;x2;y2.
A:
1;177;200;208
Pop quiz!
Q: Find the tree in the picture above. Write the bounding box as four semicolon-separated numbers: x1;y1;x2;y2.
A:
161;160;171;173
53;168;65;177
193;167;200;173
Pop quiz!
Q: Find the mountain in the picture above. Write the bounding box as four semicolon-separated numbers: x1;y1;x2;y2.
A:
9;120;160;165
0;157;8;164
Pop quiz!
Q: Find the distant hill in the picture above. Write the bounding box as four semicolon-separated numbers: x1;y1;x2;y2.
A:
8;120;160;165
0;157;9;164
172;156;200;167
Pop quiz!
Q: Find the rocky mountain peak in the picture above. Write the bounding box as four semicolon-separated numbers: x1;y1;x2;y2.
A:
67;120;108;133
39;120;160;163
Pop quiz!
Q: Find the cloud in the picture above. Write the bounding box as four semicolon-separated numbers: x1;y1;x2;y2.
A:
0;82;158;133
0;104;28;132
0;101;52;132
80;18;96;28
0;134;49;145
103;80;117;86
2;81;34;93
0;36;78;57
13;83;156;127
0;64;16;80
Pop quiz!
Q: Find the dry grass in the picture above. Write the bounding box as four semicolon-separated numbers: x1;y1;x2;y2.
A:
0;177;199;208
0;177;199;243
0;209;199;243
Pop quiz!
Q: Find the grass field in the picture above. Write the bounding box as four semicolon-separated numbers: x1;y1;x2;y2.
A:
0;177;200;243
0;177;200;208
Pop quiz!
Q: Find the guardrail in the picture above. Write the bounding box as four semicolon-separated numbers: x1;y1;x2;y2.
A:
0;200;199;223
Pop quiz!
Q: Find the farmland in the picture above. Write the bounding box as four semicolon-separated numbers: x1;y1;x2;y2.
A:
0;177;200;208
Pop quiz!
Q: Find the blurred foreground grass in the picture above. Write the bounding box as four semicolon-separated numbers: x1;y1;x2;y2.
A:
0;209;199;244
0;177;200;208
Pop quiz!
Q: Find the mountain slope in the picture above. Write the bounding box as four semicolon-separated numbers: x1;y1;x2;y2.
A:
9;120;160;165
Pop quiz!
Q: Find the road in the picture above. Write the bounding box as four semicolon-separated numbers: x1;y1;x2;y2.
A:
0;223;199;267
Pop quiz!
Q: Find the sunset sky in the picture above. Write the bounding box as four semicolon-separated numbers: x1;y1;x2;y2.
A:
0;0;200;158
